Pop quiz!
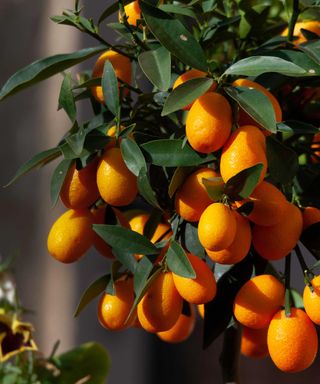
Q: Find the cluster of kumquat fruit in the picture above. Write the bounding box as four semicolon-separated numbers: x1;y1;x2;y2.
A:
2;0;320;379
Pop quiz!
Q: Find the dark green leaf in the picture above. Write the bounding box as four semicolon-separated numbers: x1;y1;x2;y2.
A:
168;166;194;198
50;159;73;207
267;136;299;184
134;256;154;295
224;56;306;77
203;257;253;349
0;46;106;101
224;164;264;200
143;209;163;239
138;46;171;91
58;73;77;122
112;248;138;273
65;126;86;156
44;342;110;384
161;77;214;116
158;4;197;18
98;0;133;24
290;288;304;309
202;176;224;201
278;120;320;134
225;86;276;133
102;60;120;117
137;169;161;209
142;139;214;166
181;222;205;258
4;147;62;187
166;240;196;278
74;274;110;317
93;224;160;255
299;40;320;65
120;138;147;176
140;1;207;71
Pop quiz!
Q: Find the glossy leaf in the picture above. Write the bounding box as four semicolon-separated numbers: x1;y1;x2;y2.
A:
142;139;214;166
278;120;320;134
134;256;154;296
266;136;299;184
120;137;147;176
65;127;86;157
225;86;276;133
158;4;197;18
4;147;62;187
203;257;253;349
93;224;160;255
74;274;110;317
102;60;120;117
224;55;306;77
168;166;194;198
138;46;171;91
0;46;106;101
112;248;138;273
161;77;214;116
202;176;225;201
140;1;207;71
224;164;264;200
181;222;205;258
58;72;76;122
143;209;163;239
299;40;320;65
50;159;73;207
166;240;196;278
137;169;161;209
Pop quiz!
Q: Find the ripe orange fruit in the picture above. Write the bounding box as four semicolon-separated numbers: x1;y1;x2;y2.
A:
60;159;100;209
186;92;232;154
267;308;318;372
252;203;303;260
238;181;288;227
311;132;320;163
97;277;136;330
173;69;215;110
137;272;183;333
281;20;320;45
47;209;94;263
303;275;320;324
198;203;237;251
172;253;216;304
220;125;267;185
91;50;131;103
157;303;196;343
232;79;282;129
96;147;137;206
92;205;130;258
119;1;141;26
241;326;269;359
302;206;320;231
174;167;219;222
206;211;251;265
233;274;285;329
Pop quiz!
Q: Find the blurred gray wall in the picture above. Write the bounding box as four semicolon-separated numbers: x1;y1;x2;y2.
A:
0;1;320;383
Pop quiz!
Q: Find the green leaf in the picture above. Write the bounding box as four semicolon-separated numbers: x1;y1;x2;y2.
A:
224;86;277;133
65;126;86;156
278;120;320;134
140;1;207;71
266;136;299;184
138;46;171;91
4;147;62;187
166;240;196;278
74;274;110;317
224;56;306;77
137;169;161;209
47;342;110;384
168;166;194;198
50;159;73;207
203;257;253;349
299;40;320;65
134;256;154;295
98;0;133;24
93;224;160;255
112;248;138;273
142;139;214;166
290;288;304;309
158;4;197;18
0;45;106;101
182;222;205;258
120;138;147;176
202;176;224;201
224;164;264;200
102;60;120;117
58;72;77;122
161;77;214;116
143;209;163;239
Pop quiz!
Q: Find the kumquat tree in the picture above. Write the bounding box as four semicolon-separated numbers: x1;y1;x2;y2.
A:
1;0;320;382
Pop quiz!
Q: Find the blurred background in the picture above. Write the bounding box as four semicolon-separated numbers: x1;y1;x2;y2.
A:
0;1;319;383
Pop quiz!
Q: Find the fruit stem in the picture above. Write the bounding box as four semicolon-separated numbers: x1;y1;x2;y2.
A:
295;244;314;289
284;254;292;317
287;0;300;42
219;323;242;384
